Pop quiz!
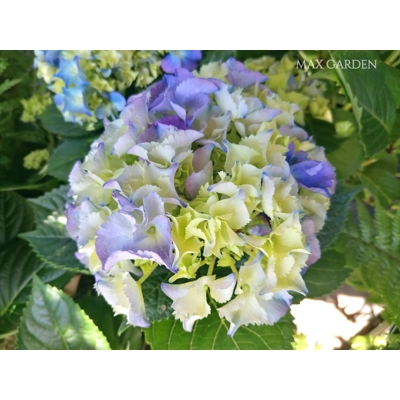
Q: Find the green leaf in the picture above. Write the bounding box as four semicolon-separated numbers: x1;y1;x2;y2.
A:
0;179;60;193
234;50;288;61
317;181;362;250
145;307;295;350
142;268;173;322
0;78;21;96
17;276;110;350
326;133;364;179
29;185;70;222
359;166;400;208
380;63;400;108
3;131;48;144
332;50;396;157
15;265;76;305
0;239;45;315
303;249;349;298
39;104;91;138
0;303;25;337
78;295;143;350
19;223;90;274
305;116;341;153
47;139;92;181
341;202;400;326
0;191;35;248
200;50;234;66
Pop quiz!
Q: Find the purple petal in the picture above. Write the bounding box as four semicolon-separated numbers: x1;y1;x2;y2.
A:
161;53;182;74
291;160;336;197
227;70;267;88
185;161;213;199
192;143;214;172
95;212;137;270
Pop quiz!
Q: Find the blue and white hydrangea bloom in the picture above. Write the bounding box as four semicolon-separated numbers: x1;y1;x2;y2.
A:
66;58;335;336
34;50;200;130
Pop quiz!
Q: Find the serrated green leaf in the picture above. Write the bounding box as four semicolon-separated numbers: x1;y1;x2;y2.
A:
29;185;70;222
15;265;76;305
326;133;364;179
47;139;92;181
17;276;110;350
305;116;341;153
0;239;45;315
359;167;400;208
317;181;362;250
332;50;396;157
40;104;91;138
145;308;295;350
19;223;90;274
342;202;400;326
0;78;21;96
78;295;143;350
380;63;400;108
303;249;349;298
0;303;25;337
142;268;173;322
0;191;35;248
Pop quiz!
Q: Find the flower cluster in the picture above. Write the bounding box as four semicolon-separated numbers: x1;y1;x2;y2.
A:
66;58;335;336
31;51;200;130
245;54;329;125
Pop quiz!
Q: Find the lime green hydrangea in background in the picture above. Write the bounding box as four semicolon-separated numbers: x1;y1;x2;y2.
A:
29;51;167;130
23;148;49;170
20;93;52;123
245;54;329;125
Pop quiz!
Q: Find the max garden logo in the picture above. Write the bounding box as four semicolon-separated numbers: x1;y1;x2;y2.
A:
297;59;377;69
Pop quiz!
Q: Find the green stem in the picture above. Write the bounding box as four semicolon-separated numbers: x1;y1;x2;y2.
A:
0;330;17;340
230;263;239;277
137;263;158;285
207;257;216;276
392;58;400;68
385;50;400;66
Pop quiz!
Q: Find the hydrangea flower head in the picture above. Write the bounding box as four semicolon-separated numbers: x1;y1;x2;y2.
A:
32;50;171;129
67;57;335;336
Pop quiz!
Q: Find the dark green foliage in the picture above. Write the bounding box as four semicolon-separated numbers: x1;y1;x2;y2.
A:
340;201;400;326
145;307;295;350
17;276;110;350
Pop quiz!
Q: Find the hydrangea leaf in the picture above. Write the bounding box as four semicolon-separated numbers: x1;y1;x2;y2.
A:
79;294;143;350
0;191;35;249
47;139;92;181
29;185;70;222
40;104;91;137
302;248;349;298
359;166;400;209
332;50;395;157
317;180;362;250
141;268;173;322
17;276;110;350
305;116;341;153
20;223;89;274
145;307;295;350
0;239;45;316
326;134;364;179
380;63;400;108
